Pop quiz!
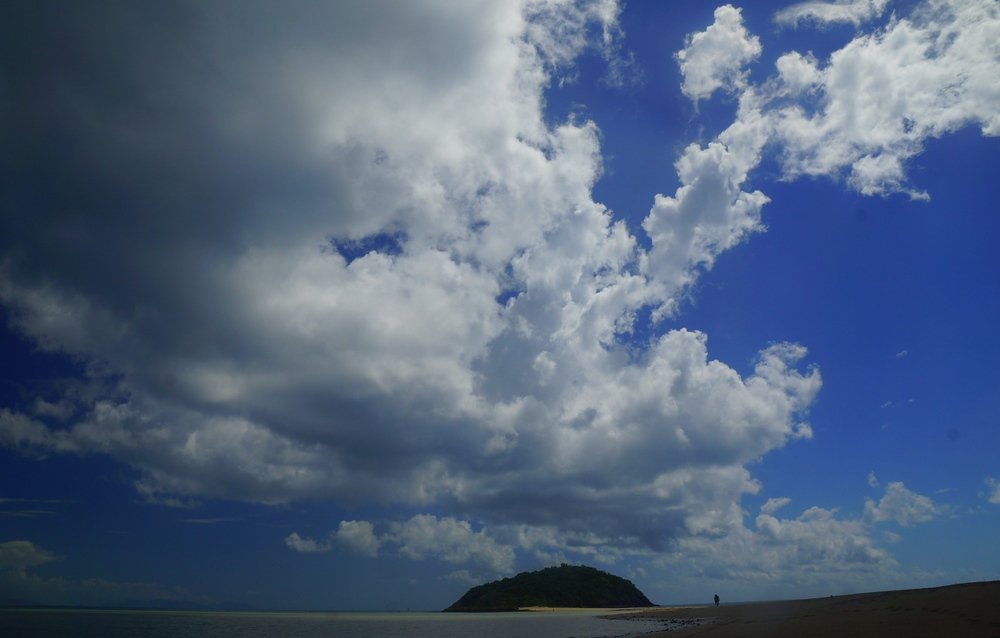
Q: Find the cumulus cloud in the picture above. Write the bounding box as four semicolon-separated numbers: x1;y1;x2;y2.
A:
658;504;897;594
390;515;515;573
864;482;942;526
674;0;1000;205
675;5;762;102
983;478;1000;504
333;520;381;558
766;0;1000;198
286;521;381;557
0;0;824;563
775;0;892;28
755;506;892;567
2;0;994;586
291;515;514;574
652;479;943;593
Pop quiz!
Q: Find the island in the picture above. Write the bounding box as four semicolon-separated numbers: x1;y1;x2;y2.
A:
444;564;655;612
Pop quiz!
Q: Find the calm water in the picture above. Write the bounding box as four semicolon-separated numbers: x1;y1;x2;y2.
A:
0;609;669;638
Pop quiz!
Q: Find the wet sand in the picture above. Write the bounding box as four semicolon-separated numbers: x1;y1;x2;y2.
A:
619;581;1000;637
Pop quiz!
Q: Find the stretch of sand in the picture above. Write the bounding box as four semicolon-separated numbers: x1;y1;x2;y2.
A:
617;581;1000;637
518;606;651;612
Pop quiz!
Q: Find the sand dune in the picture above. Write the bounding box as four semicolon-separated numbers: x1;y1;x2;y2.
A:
619;581;1000;637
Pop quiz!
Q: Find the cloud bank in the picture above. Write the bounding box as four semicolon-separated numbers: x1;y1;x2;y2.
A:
1;0;996;585
0;0;820;558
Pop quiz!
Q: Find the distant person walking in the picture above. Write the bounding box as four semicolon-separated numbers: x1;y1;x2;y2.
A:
714;594;720;607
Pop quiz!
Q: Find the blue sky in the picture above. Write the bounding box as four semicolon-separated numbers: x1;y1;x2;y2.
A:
2;0;999;610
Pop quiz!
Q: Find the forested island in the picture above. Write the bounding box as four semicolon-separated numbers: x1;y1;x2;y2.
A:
444;564;655;612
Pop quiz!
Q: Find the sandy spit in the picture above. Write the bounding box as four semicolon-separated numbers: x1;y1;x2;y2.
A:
616;581;1000;637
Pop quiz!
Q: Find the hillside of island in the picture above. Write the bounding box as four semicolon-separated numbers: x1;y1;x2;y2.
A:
444;564;655;612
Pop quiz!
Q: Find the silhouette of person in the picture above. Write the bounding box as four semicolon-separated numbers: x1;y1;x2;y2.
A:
714;594;720;607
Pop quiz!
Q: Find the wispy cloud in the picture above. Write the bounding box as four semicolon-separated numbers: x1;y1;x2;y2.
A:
760;497;793;515
775;0;892;28
0;497;74;519
0;509;57;518
284;533;331;554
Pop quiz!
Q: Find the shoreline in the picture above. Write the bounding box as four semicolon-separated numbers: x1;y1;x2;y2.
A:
518;606;653;613
616;581;1000;637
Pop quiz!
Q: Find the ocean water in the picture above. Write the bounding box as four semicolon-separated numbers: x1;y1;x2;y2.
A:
0;608;669;638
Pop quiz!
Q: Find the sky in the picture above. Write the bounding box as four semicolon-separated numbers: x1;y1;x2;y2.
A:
1;0;999;611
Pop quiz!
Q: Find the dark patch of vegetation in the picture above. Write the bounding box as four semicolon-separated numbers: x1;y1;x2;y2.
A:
444;564;655;612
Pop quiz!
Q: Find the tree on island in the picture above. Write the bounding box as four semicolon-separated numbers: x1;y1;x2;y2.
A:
444;564;655;612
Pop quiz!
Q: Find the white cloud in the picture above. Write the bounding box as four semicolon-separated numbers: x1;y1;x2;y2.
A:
3;0;993;586
775;0;891;28
284;532;331;554
984;478;1000;504
643;141;770;310
287;521;382;557
765;0;1000;198
864;482;942;526
648;481;944;597
760;497;792;514
0;540;57;571
0;0;824;562
676;5;762;102
524;0;625;73
333;520;381;558
390;515;516;574
658;504;897;595
755;507;891;566
868;471;879;488
775;51;823;93
292;515;515;573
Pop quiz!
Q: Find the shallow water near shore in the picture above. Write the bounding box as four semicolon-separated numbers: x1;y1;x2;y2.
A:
0;608;668;638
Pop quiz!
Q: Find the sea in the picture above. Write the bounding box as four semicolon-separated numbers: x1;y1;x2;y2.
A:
0;608;672;638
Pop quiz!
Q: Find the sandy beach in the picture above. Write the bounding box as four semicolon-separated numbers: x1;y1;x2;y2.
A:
618;581;1000;637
